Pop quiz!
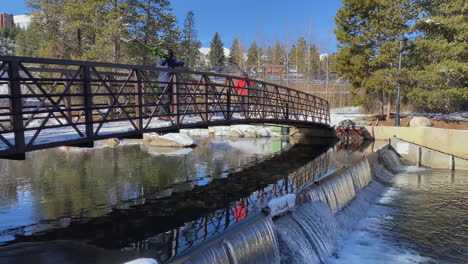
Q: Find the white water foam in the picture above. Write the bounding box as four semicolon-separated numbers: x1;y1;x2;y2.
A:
328;186;435;264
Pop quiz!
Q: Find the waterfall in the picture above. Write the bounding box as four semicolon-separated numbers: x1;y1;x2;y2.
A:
380;149;404;172
181;216;280;264
275;202;339;264
275;154;396;264
174;149;400;264
223;216;280;264
185;246;230;264
303;160;372;213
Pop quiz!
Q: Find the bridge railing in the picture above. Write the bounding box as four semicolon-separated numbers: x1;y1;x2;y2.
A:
0;56;330;156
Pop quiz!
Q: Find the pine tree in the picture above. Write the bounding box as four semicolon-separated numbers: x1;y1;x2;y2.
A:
0;26;22;55
208;32;225;67
406;0;468;112
126;0;179;65
180;11;201;68
290;37;307;73
246;42;262;67
230;38;245;68
271;42;286;66
305;43;320;74
334;0;417;115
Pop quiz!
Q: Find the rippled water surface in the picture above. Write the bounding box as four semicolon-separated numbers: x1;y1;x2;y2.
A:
331;169;468;264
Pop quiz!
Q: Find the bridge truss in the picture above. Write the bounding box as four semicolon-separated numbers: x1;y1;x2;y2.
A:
0;56;330;158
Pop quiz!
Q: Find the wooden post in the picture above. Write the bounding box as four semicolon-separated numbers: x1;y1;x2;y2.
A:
134;69;143;131
8;61;26;154
82;65;93;138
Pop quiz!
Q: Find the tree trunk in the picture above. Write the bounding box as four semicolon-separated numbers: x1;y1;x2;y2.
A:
379;89;384;118
77;28;82;57
386;92;391;120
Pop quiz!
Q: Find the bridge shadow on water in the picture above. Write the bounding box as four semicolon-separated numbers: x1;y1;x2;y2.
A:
0;137;362;263
0;139;352;261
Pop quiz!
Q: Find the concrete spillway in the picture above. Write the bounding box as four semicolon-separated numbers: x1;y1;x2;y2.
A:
167;145;406;264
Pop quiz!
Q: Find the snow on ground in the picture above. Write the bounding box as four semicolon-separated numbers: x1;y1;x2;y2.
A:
330;106;367;127
182;125;281;138
0;105;356;151
402;112;468;122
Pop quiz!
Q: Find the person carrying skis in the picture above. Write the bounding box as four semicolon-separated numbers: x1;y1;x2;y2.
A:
155;49;184;120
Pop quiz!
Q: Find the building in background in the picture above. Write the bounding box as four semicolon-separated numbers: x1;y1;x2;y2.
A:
13;15;31;29
0;13;14;30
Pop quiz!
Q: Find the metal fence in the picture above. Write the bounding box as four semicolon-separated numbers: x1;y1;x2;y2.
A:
0;56;330;158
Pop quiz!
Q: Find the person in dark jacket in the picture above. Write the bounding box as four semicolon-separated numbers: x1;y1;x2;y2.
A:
156;50;185;120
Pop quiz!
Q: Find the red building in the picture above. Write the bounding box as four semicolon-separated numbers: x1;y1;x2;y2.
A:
0;13;14;30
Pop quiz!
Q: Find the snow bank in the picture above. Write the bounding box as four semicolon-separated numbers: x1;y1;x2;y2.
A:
330;106;367;127
330;106;362;114
181;125;281;138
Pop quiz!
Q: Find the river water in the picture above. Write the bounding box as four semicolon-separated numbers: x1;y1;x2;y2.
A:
1;136;466;264
0;137;293;244
0;136;372;262
330;168;468;264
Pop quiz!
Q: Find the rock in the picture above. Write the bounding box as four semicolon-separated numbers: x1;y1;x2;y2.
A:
288;127;303;137
180;129;210;137
244;130;258;138
409;116;432;127
106;138;120;148
269;131;282;137
255;128;271;137
149;133;196;147
143;132;158;141
229;129;244;138
353;117;372;126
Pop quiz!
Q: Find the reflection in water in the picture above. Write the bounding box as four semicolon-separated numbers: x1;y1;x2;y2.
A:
0;136;374;263
0;137;291;243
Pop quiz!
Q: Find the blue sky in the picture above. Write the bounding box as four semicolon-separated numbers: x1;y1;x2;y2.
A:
1;0;342;53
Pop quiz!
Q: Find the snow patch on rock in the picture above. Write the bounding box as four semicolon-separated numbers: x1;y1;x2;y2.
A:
149;133;196;147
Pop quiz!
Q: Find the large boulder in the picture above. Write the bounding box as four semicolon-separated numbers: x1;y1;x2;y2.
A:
229;129;245;138
149;133;196;147
409;116;432;127
143;132;158;141
353;117;372;126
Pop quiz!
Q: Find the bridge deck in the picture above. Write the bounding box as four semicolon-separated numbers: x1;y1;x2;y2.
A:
0;56;331;159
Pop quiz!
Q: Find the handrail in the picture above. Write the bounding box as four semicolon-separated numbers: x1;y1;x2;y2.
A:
0;56;331;159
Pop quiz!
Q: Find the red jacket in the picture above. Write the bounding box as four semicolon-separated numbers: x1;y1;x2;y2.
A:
235;76;255;96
